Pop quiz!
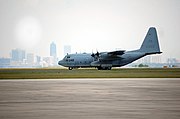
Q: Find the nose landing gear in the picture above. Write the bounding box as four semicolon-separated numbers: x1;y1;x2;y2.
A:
68;67;73;70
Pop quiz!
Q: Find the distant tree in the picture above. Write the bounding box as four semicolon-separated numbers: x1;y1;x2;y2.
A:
138;64;149;67
132;65;138;67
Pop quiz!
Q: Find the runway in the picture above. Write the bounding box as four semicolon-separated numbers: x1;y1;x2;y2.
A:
0;79;180;119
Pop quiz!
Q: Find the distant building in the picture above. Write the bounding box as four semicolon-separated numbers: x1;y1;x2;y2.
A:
0;58;10;67
167;58;178;67
137;56;151;64
167;58;177;64
151;55;162;63
50;42;57;57
43;56;54;67
27;53;34;65
64;45;71;56
36;56;41;64
143;56;151;64
50;42;57;66
11;49;25;62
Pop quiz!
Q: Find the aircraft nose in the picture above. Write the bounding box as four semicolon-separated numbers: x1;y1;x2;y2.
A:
58;60;63;65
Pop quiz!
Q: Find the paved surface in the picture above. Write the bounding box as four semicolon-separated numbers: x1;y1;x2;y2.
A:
0;79;180;119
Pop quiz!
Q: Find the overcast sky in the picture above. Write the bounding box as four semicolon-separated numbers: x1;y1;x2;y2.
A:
0;0;180;61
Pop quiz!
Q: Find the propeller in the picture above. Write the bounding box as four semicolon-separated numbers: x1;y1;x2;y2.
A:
95;51;99;57
91;53;95;57
91;51;100;58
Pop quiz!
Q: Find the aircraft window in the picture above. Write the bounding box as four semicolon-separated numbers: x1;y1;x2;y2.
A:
67;56;70;58
69;59;74;62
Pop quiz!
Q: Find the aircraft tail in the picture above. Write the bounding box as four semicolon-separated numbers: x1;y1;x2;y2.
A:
139;27;162;55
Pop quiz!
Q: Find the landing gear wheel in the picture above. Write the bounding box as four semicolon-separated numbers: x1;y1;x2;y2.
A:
107;67;112;70
97;66;112;70
68;67;73;70
97;67;102;70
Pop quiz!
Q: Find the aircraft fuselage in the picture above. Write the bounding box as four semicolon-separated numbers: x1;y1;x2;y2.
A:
58;51;146;70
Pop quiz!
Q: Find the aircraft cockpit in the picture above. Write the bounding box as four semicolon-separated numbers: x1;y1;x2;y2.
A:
63;55;70;60
63;55;74;62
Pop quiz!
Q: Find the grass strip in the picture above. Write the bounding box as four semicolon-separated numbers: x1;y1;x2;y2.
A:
0;68;180;79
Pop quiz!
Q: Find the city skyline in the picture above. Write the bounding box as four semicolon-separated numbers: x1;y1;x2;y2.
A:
2;44;179;63
0;42;179;68
0;41;178;65
0;0;180;61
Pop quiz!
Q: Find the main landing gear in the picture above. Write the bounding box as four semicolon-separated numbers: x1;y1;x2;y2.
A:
97;66;112;70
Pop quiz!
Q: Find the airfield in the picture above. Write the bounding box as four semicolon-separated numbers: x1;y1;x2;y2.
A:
0;68;180;119
0;78;180;119
0;68;180;79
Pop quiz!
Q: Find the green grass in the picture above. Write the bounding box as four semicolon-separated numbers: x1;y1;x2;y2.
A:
0;68;180;79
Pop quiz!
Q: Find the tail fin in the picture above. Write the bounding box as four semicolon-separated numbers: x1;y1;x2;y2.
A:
139;27;162;55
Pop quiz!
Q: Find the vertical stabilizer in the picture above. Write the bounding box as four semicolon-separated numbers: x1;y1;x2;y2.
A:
139;27;161;54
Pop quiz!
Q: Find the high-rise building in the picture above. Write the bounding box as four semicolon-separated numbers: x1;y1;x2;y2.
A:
27;53;34;65
50;42;57;66
11;49;25;62
36;56;41;64
64;45;71;56
50;42;57;57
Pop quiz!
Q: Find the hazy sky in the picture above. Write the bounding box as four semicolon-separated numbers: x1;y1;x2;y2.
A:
0;0;180;61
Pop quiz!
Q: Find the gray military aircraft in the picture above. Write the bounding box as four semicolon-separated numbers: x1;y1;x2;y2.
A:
58;27;162;70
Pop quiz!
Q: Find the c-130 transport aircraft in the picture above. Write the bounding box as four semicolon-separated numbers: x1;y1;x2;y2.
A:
58;27;162;70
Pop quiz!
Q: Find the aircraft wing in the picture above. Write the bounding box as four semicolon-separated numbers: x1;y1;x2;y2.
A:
99;50;125;61
107;50;125;56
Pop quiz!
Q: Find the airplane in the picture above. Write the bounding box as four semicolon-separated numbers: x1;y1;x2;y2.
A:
58;27;162;70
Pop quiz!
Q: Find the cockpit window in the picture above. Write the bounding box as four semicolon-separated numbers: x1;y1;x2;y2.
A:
67;56;70;58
